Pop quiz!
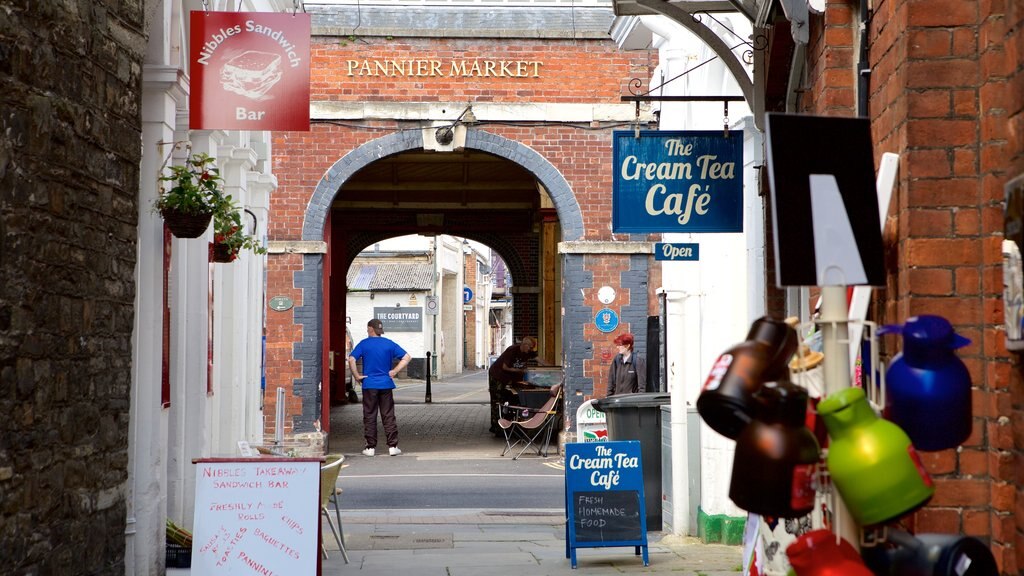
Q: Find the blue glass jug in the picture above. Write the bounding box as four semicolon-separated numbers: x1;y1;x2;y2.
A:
880;315;972;451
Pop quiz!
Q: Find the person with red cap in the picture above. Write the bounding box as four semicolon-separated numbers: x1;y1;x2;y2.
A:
608;332;646;395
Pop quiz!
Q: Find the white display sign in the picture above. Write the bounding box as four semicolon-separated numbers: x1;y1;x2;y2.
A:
191;458;320;575
575;399;608;442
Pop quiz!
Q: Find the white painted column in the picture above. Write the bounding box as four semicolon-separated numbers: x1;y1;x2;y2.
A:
210;143;258;455
170;129;224;528
246;170;275;442
131;63;185;574
661;286;698;536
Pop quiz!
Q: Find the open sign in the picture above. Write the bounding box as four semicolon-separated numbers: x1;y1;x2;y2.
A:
654;243;699;261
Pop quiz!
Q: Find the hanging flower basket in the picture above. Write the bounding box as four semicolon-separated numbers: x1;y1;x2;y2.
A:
155;152;228;239
162;208;213;239
212;212;266;261
210;241;238;263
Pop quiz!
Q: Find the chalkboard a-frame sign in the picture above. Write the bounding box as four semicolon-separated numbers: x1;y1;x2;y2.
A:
191;457;321;575
564;441;649;568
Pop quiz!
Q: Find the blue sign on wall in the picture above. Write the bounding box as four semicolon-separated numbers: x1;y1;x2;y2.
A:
564;441;648;568
594;308;619;333
654;242;700;261
613;130;743;233
463;286;474;303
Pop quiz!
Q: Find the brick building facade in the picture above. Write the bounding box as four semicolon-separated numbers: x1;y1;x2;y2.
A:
10;0;1024;572
787;0;1024;571
264;6;662;437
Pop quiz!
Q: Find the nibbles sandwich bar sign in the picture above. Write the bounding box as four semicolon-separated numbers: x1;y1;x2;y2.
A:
190;11;310;131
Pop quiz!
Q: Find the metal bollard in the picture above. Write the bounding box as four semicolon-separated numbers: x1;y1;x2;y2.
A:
425;351;432;403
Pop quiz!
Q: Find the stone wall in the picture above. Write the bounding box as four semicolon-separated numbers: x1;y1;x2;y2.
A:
0;2;146;574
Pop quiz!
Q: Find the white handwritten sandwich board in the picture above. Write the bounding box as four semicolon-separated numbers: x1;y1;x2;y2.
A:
191;457;321;575
565;441;648;568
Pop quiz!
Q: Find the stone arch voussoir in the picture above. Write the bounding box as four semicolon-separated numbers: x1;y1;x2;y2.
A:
302;129;583;241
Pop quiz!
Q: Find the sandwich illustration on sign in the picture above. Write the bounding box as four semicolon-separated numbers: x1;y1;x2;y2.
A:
220;50;283;100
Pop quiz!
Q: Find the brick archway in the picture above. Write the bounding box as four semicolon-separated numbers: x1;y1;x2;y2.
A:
301;128;583;241
292;128;584;431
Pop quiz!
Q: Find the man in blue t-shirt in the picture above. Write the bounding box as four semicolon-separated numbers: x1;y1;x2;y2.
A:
348;318;411;457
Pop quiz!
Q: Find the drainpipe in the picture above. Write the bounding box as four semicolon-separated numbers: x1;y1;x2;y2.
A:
659;288;702;537
784;43;807;113
857;0;871;117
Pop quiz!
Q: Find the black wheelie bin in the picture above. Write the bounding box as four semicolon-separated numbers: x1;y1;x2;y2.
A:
593;393;672;530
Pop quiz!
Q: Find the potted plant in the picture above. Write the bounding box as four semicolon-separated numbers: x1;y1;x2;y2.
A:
209;201;267;263
156;152;226;238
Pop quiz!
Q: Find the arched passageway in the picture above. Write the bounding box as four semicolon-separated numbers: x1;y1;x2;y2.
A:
295;130;583;431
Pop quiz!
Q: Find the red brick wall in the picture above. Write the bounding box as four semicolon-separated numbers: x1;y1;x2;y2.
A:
582;254;635;397
804;1;857;117
310;38;654;103
264;253;307;437
270;122;639;241
990;2;1024;571
805;0;1022;571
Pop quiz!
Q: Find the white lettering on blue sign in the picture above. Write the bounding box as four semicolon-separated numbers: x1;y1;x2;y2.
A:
566;449;641;490
655;243;699;261
612;131;743;234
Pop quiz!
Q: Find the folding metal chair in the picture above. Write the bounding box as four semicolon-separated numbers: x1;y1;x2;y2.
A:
320;454;349;563
497;384;563;459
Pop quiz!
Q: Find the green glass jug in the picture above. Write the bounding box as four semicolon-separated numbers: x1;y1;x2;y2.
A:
817;387;934;526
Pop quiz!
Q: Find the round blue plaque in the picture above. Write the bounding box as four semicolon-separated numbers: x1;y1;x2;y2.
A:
595;308;619;333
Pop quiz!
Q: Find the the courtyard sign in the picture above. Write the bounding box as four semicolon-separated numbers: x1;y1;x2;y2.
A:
373;307;423;332
612;131;743;233
346;59;543;78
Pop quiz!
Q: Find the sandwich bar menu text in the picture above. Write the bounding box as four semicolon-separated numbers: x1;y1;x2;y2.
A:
191;458;320;575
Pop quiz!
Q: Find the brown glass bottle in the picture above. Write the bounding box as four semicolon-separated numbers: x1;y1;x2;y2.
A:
697;317;799;439
728;379;820;518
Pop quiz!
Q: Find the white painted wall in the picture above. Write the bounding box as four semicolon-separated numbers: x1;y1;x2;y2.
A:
134;2;286;573
472;246;493;369
630;13;762;528
347;292;431;357
346;234;483;377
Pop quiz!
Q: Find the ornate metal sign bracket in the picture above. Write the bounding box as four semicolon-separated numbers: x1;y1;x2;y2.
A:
622;92;745;138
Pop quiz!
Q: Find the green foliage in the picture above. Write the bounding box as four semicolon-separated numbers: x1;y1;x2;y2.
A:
158;152;265;258
155;153;226;216
213;199;267;258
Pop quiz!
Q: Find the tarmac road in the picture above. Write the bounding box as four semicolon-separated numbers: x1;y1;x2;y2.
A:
328;369;566;511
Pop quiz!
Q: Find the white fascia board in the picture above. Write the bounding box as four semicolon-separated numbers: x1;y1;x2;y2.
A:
610;15;655;50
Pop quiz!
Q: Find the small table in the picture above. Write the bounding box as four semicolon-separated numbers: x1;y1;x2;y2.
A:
518;388;551;409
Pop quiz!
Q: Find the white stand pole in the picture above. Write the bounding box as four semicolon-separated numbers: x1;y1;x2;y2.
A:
275;386;285;448
818;285;859;544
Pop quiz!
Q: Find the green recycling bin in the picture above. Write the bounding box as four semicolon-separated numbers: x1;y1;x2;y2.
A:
593;392;672;531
